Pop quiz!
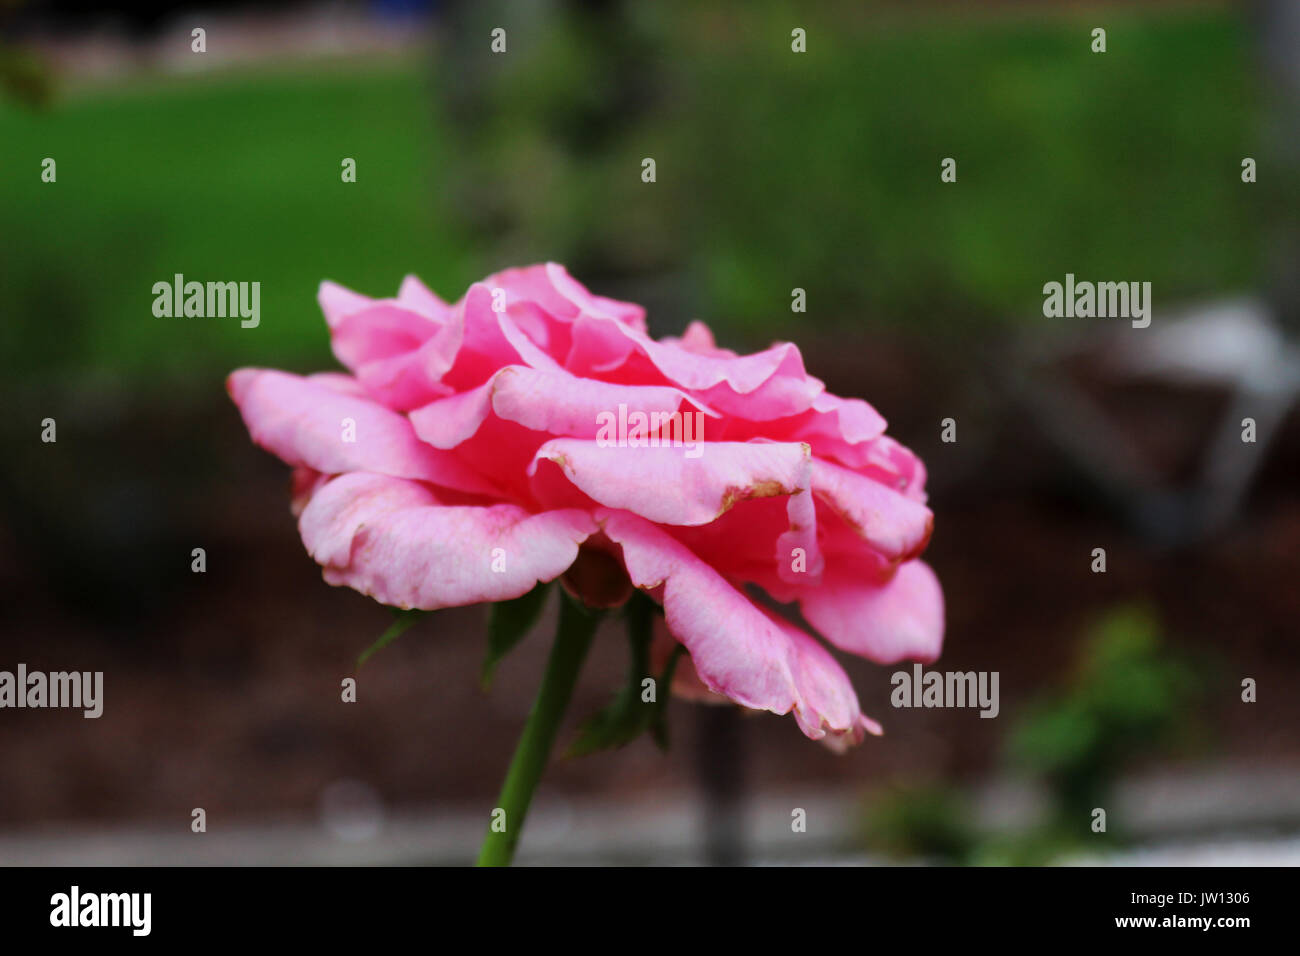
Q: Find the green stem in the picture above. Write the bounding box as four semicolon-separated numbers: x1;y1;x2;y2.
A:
476;589;601;866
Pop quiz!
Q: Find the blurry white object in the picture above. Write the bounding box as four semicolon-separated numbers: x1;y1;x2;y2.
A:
1020;298;1300;541
319;779;385;843
1109;298;1300;394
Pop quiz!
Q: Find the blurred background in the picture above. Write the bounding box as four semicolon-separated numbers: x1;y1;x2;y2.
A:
2;0;1298;864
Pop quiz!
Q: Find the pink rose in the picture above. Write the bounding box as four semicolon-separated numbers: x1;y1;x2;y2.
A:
228;263;942;749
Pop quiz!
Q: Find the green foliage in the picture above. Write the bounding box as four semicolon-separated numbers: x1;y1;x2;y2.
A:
0;43;53;108
2;7;1260;392
678;4;1258;337
861;605;1198;864
481;582;553;689
444;2;1258;339
438;2;679;277
1009;604;1197;822
860;783;978;863
0;61;476;393
357;608;428;667
568;591;681;756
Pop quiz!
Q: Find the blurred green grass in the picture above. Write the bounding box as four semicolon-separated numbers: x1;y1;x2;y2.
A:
1;5;1262;393
679;4;1260;335
1;60;475;392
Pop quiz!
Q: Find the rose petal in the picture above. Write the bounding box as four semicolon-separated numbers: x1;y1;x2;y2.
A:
397;274;454;321
812;458;933;562
410;364;715;449
531;439;806;525
533;438;822;582
600;510;875;746
318;280;377;330
439;283;565;390
566;314;824;418
299;472;597;610
482;262;646;329
227;368;499;497
801;559;945;665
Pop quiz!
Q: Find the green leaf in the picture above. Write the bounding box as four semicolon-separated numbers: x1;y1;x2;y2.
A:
568;592;679;756
357;609;427;667
481;582;552;689
648;644;685;751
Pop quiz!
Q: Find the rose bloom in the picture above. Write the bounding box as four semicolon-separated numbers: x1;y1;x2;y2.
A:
228;264;942;749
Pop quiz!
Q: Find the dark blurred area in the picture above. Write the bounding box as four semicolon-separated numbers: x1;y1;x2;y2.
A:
1;0;1297;863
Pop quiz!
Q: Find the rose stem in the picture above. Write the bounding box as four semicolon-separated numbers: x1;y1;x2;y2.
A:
476;589;601;866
